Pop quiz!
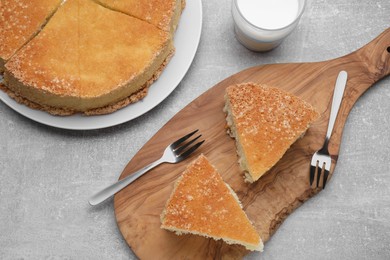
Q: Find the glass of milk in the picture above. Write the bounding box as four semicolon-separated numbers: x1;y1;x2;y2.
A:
232;0;306;51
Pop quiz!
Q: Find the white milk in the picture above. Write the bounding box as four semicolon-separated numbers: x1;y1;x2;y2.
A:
237;0;299;30
232;0;305;51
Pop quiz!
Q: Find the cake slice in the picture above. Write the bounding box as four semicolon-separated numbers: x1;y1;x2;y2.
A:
224;82;320;183
4;0;172;114
0;0;63;72
161;154;263;252
94;0;184;33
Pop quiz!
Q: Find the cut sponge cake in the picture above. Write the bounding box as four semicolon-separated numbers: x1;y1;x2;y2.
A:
160;154;263;252
4;0;172;114
1;0;185;115
224;83;320;183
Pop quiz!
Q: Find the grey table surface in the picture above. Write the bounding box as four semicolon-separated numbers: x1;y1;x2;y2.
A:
1;0;390;259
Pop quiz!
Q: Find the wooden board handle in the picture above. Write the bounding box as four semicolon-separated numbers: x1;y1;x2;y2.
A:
354;27;390;83
337;28;390;99
325;28;390;156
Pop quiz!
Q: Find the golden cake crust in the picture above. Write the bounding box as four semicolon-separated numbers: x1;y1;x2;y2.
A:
0;0;62;71
161;154;262;251
225;82;320;182
3;0;174;113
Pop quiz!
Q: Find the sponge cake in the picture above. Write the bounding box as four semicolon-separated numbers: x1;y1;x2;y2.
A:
161;154;263;251
4;0;173;115
224;82;320;182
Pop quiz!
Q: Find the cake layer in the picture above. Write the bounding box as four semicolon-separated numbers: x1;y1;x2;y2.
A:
224;83;320;182
161;154;263;252
4;0;172;113
0;0;63;72
94;0;183;33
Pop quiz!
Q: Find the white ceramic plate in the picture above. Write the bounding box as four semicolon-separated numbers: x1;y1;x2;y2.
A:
0;0;202;130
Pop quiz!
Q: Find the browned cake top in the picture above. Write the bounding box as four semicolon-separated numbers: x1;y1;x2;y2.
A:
161;154;261;248
226;83;320;181
5;0;170;98
95;0;182;33
0;0;62;61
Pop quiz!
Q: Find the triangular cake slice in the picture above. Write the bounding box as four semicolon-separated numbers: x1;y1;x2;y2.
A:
224;82;320;183
160;154;263;252
0;0;63;72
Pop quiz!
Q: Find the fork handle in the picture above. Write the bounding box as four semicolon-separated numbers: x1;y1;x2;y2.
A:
89;157;164;206
324;71;348;147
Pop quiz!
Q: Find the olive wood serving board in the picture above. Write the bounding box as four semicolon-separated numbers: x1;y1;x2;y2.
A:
114;29;390;259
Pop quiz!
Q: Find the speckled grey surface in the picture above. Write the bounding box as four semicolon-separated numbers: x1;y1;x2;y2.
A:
0;0;389;259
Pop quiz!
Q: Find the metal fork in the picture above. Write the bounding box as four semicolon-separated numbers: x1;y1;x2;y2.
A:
89;129;204;206
310;71;348;189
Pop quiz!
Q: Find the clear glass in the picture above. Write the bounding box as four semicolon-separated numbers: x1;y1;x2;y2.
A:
232;0;306;52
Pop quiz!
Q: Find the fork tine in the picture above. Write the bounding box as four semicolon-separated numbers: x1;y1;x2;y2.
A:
316;162;324;188
170;129;199;149
175;134;202;155
310;165;317;186
177;140;205;160
323;170;330;189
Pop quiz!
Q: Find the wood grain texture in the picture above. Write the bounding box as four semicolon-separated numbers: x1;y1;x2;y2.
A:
114;28;390;259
